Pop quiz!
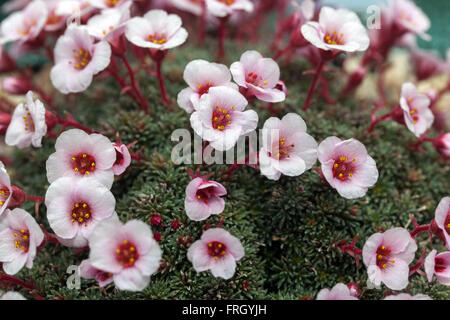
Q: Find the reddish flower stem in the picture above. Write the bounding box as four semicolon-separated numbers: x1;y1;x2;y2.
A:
155;57;169;104
120;54;149;113
409;215;431;239
198;0;207;43
107;65;138;102
57;116;95;134
26;195;45;203
303;59;325;110
217;16;229;60
409;247;427;277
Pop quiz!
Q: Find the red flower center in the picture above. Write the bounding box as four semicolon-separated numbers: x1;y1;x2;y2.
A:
13;229;30;253
324;30;344;45
148;34;166;44
245;72;267;87
71;153;96;176
332;156;356;181
212;106;234;131
71;202;92;226
72;49;92;70
197;82;212;96
376;245;394;269
115;149;124;166
116;240;139;268
435;257;446;273
196;186;216;204
0;187;10;206
207;241;227;260
270;138;295;160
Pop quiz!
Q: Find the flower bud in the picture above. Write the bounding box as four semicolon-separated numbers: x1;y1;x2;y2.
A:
45;110;58;131
0;113;11;135
432;133;450;158
2;76;32;95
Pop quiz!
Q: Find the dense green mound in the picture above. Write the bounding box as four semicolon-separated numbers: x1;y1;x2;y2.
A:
8;40;449;300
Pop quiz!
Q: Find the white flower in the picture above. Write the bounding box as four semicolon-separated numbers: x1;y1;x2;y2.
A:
5;91;47;149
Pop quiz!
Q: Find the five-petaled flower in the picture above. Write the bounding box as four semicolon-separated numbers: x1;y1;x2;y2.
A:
5;91;47;149
187;228;244;279
301;6;370;53
51;24;112;94
178;59;238;113
362;227;417;290
316;283;358;300
88;218;162;291
318;137;378;199
125;10;188;51
45;177;116;248
0;0;48;43
0;208;44;275
389;0;430;39
425;249;450;286
259;113;318;181
383;293;431;300
190;86;258;151
399;82;434;137
184;177;227;221
434;197;450;250
230;50;286;103
46;129;117;189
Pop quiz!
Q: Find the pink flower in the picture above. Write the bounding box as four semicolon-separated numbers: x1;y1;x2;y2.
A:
0;162;12;216
86;2;131;49
5;91;47;149
434;197;450;249
89;0;131;9
50;24;112;94
190;86;258;151
206;0;253;18
424;249;450;286
88;218;162;291
0;208;44;275
112;143;131;175
384;293;431;300
433;133;450;158
0;0;48;43
259;113;317;181
79;259;114;287
46;129;116;188
317;137;378;199
187;228;244;279
301;6;369;53
178;59;238;113
362;227;417;290
184;177;227;221
0;291;26;300
169;0;203;16
316;283;358;300
389;0;430;39
230;50;285;103
125;10;188;51
45;177;116;248
399;82;434;137
44;0;68;32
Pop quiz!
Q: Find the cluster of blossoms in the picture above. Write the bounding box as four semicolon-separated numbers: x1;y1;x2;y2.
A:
0;0;447;301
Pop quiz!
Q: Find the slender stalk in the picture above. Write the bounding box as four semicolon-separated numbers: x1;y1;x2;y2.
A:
120;54;148;113
217;16;229;60
302;59;325;110
155;57;169;104
26;195;45;203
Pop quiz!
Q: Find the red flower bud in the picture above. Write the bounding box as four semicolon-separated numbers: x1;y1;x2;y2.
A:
150;214;162;226
2;76;32;95
45;110;58;131
432;133;450;158
0;113;11;135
